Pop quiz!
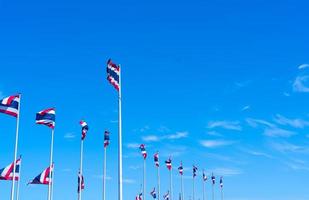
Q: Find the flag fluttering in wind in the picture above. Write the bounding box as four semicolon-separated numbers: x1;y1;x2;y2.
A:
220;177;223;188
0;94;20;117
136;193;143;200
202;170;207;181
150;188;156;199
80;120;89;140
165;158;172;170
78;172;85;193
178;163;183;175
0;158;21;180
163;191;169;200
104;130;110;148
193;165;198;178
36;108;56;129
28;165;53;185
139;144;147;159
211;173;215;185
107;59;120;91
154;152;159;167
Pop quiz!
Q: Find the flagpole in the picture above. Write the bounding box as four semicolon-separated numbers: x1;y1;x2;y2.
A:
211;184;214;200
78;139;84;200
16;155;22;200
180;174;184;200
103;145;107;200
51;164;55;200
170;167;173;200
157;161;160;200
143;158;146;200
10;94;21;200
118;64;123;200
220;187;223;200
48;128;55;200
202;179;205;200
192;176;195;200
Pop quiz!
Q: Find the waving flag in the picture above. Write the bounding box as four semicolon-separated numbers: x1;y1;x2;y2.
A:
202;171;207;181
150;188;156;199
193;165;198;178
80;120;89;140
220;177;223;188
178;162;183;175
0;158;21;180
139;144;147;159
107;59;120;91
28;165;53;185
78;172;85;193
211;173;215;185
163;191;169;200
104;130;110;148
0;94;20;117
136;193;143;200
165;158;172;170
36;108;56;129
154;152;159;167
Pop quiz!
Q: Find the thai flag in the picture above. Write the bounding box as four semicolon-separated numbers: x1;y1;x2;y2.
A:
0;94;20;117
154;152;159;167
78;172;85;193
220;177;223;188
104;130;110;148
165;158;172;170
150;188;156;199
193;165;198;178
0;158;21;181
136;193;143;200
80;120;89;140
28;165;53;185
36;108;56;129
107;59;120;91
163;191;169;200
211;173;215;185
178;163;183;175
202;171;207;181
139;144;147;159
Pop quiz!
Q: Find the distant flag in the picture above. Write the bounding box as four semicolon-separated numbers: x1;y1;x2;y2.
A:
211;173;215;185
202;170;207;181
220;177;223;188
0;158;21;181
78;172;85;193
104;130;110;148
80;120;89;140
136;193;143;200
28;165;53;185
36;108;56;129
0;94;20;117
154;152;159;167
163;191;169;200
139;144;147;159
107;59;120;91
178;162;183;175
165;158;172;170
150;188;157;199
193;165;198;178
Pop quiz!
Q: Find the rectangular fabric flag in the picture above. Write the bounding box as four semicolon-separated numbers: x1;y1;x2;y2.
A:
0;95;20;117
178;163;183;175
165;158;172;170
28;165;53;185
104;130;110;148
202;171;207;181
80;120;89;140
163;191;169;200
150;188;156;199
193;165;198;178
220;177;223;188
211;173;215;185
78;172;85;193
107;59;120;91
0;158;21;181
36;108;56;129
139;144;147;159
154;152;159;167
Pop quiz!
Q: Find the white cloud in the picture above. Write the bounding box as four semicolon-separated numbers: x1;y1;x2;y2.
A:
200;140;235;148
245;150;273;158
264;127;295;137
211;168;242;176
298;63;309;69
208;121;242;131
270;142;309;154
274;114;309;128
293;75;309;92
246;118;275;128
241;105;250;111
165;131;188;139
142;135;160;142
64;133;76;139
126;143;140;149
283;92;291;97
207;131;223;137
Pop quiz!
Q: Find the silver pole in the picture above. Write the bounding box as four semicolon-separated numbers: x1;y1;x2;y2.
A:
10;94;21;200
48;128;55;200
16;155;22;200
170;168;173;200
192;177;195;200
180;174;184;200
78;140;84;200
212;184;214;200
157;163;160;200
118;65;123;200
220;187;223;200
51;163;55;200
202;179;205;200
103;146;107;200
143;159;146;200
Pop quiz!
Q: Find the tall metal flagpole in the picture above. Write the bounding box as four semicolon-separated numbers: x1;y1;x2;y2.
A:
180;173;184;200
103;145;107;200
202;176;205;200
10;94;21;200
48;128;55;200
192;176;195;200
16;155;22;200
51;164;55;200
118;65;123;200
212;184;214;200
78;139;84;200
170;167;173;200
157;164;160;200
143;158;146;200
221;188;223;200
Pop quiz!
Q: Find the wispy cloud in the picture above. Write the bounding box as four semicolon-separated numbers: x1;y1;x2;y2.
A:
245;150;273;158
210;168;243;176
274;114;309;128
269;141;309;154
200;140;235;148
208;121;242;131
207;131;223;137
165;131;188;139
141;135;160;142
241;105;250;111
298;63;309;69
126;143;140;149
64;132;76;139
141;131;188;142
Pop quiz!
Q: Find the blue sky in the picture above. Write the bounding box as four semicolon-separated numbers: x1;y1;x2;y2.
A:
0;0;309;199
